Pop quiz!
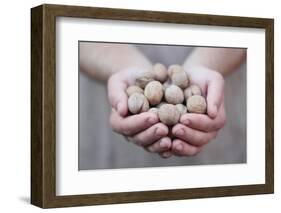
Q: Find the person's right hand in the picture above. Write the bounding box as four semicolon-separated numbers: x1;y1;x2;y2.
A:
171;65;226;157
108;67;172;156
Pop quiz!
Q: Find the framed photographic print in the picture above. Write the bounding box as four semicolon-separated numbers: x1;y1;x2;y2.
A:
31;4;274;208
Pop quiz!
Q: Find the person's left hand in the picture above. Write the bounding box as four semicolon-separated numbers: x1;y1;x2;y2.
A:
107;67;172;156
170;65;226;157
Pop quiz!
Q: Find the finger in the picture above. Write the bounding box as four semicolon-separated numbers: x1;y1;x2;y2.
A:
172;124;217;146
146;137;172;153
107;75;129;116
171;139;202;156
130;123;169;147
159;151;173;158
110;110;158;136
206;73;224;118
180;103;226;132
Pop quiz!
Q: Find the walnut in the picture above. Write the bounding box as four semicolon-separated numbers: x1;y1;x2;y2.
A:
162;79;171;92
184;84;202;100
167;64;183;77
175;104;187;115
153;63;168;83
135;71;154;89
156;102;166;109
171;71;189;89
126;85;144;96
144;81;164;106
165;85;184;104
148;107;159;116
128;93;149;114
186;95;207;114
158;104;180;126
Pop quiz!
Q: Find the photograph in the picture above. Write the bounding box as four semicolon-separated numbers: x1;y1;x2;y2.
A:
31;4;273;208
78;42;247;170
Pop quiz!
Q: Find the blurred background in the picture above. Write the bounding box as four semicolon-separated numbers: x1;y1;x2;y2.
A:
78;43;246;170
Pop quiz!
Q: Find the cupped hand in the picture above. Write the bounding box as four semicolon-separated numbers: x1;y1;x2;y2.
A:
108;67;172;154
171;65;226;156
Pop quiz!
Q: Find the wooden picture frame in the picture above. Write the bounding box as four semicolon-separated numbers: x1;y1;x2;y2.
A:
31;4;274;208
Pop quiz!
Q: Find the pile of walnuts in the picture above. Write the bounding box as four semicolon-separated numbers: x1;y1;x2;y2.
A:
127;63;207;126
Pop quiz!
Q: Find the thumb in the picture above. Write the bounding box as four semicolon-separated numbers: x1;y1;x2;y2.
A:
206;74;224;118
107;75;128;117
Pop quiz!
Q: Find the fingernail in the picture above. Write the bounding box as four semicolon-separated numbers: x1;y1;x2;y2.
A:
160;139;168;148
148;116;156;124
175;144;183;151
155;127;164;136
175;129;184;136
183;119;189;125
